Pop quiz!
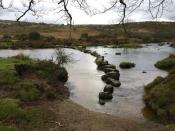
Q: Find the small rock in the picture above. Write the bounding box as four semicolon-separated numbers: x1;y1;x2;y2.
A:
142;71;147;73
119;62;135;69
115;52;121;55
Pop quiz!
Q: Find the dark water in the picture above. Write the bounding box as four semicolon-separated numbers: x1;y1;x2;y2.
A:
0;44;174;121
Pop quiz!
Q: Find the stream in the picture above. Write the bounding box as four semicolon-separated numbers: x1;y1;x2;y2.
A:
0;43;174;122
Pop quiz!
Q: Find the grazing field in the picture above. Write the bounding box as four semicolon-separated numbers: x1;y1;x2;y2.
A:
0;20;175;48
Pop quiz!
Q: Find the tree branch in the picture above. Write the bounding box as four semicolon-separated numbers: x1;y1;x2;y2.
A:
17;0;34;21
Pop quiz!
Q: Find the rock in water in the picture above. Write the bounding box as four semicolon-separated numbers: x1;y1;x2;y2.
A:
99;99;105;105
107;78;121;87
142;70;147;73
99;92;113;100
102;75;121;87
115;52;121;55
104;85;114;93
103;68;118;73
106;71;120;80
119;62;135;69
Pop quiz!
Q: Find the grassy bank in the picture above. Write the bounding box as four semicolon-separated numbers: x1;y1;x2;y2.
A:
0;55;69;130
143;54;175;124
155;54;175;71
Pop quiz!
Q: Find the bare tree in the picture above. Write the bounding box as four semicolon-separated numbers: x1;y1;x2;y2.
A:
0;0;173;34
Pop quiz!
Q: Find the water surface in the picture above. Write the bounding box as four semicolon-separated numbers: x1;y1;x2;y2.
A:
0;44;174;121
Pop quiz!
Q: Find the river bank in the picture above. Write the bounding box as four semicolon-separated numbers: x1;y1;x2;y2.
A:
35;99;166;131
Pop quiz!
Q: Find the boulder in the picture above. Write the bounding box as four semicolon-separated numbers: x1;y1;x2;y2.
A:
119;62;135;69
103;85;114;93
107;78;121;87
106;71;120;80
96;60;108;67
95;57;112;70
98;64;116;71
84;49;91;54
99;92;113;100
91;51;99;57
95;57;104;64
115;52;121;55
102;75;121;87
104;64;116;69
103;68;118;74
99;99;105;105
142;70;147;73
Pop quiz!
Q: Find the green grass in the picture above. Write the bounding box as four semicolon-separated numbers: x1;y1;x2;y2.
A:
0;55;34;90
0;126;21;131
15;81;40;102
0;42;13;49
0;55;33;71
155;54;175;71
0;56;69;130
144;64;175;123
0;56;68;101
0;99;27;123
144;54;175;124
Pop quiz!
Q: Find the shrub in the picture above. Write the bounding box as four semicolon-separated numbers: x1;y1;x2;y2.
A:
54;48;72;67
80;33;88;39
119;62;135;69
55;67;68;82
47;36;55;42
14;59;69;84
15;64;33;76
2;34;11;41
45;88;56;100
16;34;28;41
29;32;40;40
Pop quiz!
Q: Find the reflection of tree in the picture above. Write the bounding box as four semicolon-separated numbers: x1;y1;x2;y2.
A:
123;48;128;54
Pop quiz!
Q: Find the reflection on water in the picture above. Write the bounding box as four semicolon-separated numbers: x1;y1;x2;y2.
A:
0;44;174;122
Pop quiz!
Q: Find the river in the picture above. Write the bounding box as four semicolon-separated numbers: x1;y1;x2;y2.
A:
0;43;174;122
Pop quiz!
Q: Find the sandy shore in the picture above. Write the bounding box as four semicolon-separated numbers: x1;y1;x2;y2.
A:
42;99;166;131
